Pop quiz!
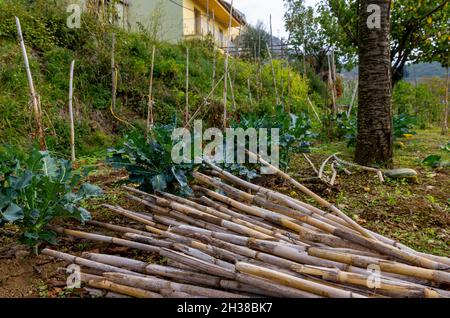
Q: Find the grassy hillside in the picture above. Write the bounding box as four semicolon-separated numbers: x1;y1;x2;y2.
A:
0;0;311;158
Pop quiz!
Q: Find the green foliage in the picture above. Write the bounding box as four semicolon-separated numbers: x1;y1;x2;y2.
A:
231;106;317;169
0;146;102;245
393;114;417;138
441;142;450;153
236;22;271;60
393;80;444;127
106;123;196;196
284;0;356;72
422;155;442;167
335;113;357;147
317;0;450;81
334;113;418;148
0;0;310;156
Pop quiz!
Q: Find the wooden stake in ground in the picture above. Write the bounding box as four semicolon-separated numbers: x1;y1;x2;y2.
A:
442;65;449;135
185;46;190;126
223;0;234;129
248;78;253;106
68;60;76;162
266;43;280;105
327;53;337;117
146;45;156;138
109;33;133;128
347;80;358;119
111;33;117;114
15;17;46;150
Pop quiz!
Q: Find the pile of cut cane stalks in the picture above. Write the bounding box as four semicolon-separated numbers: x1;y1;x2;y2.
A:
43;157;450;298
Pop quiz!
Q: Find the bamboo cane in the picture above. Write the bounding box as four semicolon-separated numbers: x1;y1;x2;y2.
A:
203;159;352;229
15;17;46;150
103;272;246;298
197;196;303;244
42;249;142;276
246;151;376;240
291;264;442;298
146;45;156;137
126;192;230;233
157;191;289;242
87;278;163;298
86;220;154;237
102;204;159;228
236;262;367;298
151;195;276;240
160;248;236;279
159;289;197;298
68;60;76;161
266;43;280;105
193;182;447;270
125;232;237;269
306;247;450;285
48;226;159;253
185;46;189;126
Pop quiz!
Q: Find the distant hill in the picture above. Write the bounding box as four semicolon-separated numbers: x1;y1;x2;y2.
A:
340;62;447;81
404;62;447;81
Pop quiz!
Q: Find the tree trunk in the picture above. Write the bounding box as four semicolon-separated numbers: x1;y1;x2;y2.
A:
355;0;393;167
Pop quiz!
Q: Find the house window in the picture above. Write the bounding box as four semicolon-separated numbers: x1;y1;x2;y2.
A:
194;8;202;35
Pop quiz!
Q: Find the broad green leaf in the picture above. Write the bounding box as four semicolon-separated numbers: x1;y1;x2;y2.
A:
77;183;103;198
151;174;168;191
171;168;188;188
41;153;58;179
2;203;24;222
423;155;442;166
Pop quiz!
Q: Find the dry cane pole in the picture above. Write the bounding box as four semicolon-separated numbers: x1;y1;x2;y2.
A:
246;151;376;240
16;17;46;150
68;60;76;162
185;47;190;126
146;45;156;138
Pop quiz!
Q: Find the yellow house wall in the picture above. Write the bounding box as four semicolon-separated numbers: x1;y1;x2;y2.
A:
183;0;242;47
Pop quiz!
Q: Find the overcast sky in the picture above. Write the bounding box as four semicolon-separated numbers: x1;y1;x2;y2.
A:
234;0;319;39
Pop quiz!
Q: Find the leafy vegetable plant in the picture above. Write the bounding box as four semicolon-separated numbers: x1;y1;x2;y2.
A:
393;113;417;138
107;123;197;196
231;106;316;170
0;146;102;246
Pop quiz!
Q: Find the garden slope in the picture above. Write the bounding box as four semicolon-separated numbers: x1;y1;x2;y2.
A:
0;1;309;158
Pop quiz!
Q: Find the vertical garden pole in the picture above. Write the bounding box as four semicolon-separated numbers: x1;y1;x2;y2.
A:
223;0;234;129
185;47;190;126
266;43;280;105
69;60;76;162
111;33;117;113
15;17;47;150
147;45;156;137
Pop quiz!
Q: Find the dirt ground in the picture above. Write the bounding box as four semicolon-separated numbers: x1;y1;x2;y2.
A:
0;129;448;298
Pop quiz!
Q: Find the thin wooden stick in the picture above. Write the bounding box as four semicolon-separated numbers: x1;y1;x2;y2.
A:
146;45;156;137
266;43;280;105
347;80;358;118
68;60;76;161
222;0;234;129
247;78;253;106
103;272;247;298
15;17;46;150
48;226;159;253
42;248;141;276
236;262;366;298
185;46;189;126
87;278;162;298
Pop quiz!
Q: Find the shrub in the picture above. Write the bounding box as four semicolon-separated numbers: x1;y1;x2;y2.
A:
107;122;197;196
0;146;102;246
